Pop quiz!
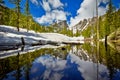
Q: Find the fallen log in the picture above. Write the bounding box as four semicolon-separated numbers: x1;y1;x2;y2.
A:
0;45;18;51
62;41;83;45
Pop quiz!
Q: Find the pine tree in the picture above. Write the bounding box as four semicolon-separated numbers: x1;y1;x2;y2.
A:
99;16;105;39
113;10;117;40
0;0;4;24
9;0;21;31
25;0;30;32
95;0;99;41
106;0;113;35
105;0;113;41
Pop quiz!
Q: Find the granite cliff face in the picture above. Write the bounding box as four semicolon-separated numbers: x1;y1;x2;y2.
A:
52;20;68;28
51;20;68;32
71;17;98;33
57;20;68;28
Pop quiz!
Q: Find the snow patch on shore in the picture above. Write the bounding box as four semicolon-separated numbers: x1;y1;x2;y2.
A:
0;25;84;45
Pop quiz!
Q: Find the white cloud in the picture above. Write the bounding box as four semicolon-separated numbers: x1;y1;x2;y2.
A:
34;0;108;26
48;0;64;9
69;0;108;27
102;0;109;4
31;0;39;5
40;0;64;11
35;0;67;25
40;0;51;12
98;6;106;16
35;10;67;25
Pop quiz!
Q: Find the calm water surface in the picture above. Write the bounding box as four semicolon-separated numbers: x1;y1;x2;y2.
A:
0;42;120;80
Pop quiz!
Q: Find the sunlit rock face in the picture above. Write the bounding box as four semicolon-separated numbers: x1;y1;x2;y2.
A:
73;19;88;31
52;20;68;30
57;20;68;28
71;17;98;31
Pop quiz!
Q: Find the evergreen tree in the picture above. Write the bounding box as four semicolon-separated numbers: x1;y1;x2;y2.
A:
0;0;4;24
9;9;17;26
9;0;21;31
113;10;117;40
106;0;113;35
25;0;30;32
96;0;99;40
99;16;105;39
105;0;113;40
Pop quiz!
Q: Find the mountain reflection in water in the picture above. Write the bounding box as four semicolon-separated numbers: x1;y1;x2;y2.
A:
0;42;120;80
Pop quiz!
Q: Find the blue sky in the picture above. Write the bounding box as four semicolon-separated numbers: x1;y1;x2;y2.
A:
4;0;120;27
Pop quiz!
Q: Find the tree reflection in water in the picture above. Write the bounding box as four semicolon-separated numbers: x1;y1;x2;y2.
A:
105;42;120;80
0;42;120;80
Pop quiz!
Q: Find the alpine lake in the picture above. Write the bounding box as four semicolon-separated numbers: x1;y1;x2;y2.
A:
0;41;120;80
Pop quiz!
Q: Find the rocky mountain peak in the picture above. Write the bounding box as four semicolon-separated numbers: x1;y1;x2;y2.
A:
71;17;98;33
52;20;68;28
